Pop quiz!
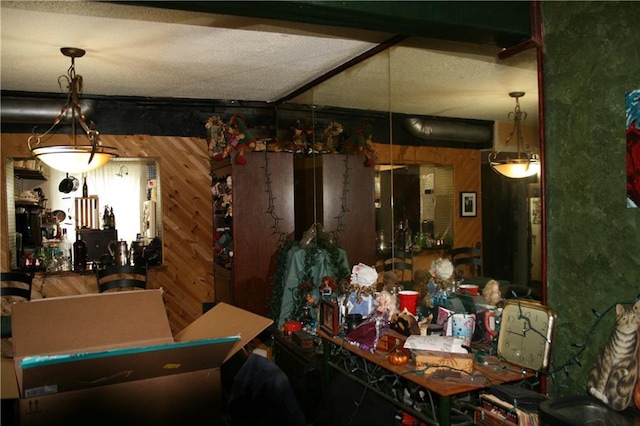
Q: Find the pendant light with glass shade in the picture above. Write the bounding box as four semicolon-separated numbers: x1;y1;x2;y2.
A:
27;47;117;173
489;92;540;179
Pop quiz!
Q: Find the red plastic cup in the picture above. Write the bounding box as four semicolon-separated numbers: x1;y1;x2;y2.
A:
398;290;419;315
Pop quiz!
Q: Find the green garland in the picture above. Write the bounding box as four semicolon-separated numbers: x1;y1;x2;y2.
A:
267;240;297;324
267;235;350;326
290;245;318;321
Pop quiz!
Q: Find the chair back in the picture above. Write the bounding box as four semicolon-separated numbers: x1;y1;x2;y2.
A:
376;249;414;282
1;271;33;338
450;246;482;277
96;264;148;293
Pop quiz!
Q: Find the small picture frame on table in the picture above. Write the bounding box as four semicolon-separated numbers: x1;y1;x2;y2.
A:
460;191;477;217
320;299;340;336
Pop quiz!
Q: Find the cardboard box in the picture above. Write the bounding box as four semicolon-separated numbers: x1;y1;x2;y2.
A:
2;358;19;399
8;290;272;425
413;350;475;375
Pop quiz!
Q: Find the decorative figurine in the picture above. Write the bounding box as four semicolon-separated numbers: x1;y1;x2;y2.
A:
342;120;377;167
323;120;344;153
212;114;257;165
205;115;227;160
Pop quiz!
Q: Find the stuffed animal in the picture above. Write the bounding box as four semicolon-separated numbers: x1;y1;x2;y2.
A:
482;279;503;306
390;308;421;336
379;270;398;293
212;114;257;165
413;269;431;310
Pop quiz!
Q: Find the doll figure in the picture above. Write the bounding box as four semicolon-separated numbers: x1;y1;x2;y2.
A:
482;279;503;306
212;114;257;165
374;290;398;318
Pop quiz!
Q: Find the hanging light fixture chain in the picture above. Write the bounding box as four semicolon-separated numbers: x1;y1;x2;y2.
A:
27;47;116;173
489;91;540;179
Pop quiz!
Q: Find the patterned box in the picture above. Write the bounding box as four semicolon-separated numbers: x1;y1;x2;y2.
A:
413;350;475;375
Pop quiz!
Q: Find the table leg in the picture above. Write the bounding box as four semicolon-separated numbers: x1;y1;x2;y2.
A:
321;339;332;391
439;395;451;426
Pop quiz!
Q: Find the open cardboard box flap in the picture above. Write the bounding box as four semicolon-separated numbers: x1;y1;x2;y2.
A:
12;290;174;358
10;290;272;399
175;301;274;362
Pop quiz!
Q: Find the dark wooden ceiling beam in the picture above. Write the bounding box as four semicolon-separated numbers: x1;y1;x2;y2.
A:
120;1;531;48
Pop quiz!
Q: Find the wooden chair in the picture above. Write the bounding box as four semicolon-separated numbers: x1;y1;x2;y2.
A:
376;249;414;283
1;271;33;338
96;264;148;293
450;246;482;278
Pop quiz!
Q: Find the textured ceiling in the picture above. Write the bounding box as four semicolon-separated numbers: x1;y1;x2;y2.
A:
0;1;539;123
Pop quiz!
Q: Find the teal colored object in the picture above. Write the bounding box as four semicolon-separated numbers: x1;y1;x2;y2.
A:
21;335;240;369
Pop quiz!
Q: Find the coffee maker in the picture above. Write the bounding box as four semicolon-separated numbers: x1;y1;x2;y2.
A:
15;205;43;247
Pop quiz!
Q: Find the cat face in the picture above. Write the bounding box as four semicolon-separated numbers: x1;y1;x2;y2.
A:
616;300;640;334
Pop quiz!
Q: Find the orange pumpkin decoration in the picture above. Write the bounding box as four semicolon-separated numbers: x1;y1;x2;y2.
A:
388;351;409;365
388;339;410;365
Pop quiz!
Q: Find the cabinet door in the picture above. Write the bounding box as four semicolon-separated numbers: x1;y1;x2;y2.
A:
233;152;294;315
322;155;376;268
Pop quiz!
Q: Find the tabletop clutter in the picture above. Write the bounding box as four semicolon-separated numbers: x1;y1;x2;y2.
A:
282;257;505;377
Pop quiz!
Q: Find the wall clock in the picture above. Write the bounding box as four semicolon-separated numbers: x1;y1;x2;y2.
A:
497;299;557;371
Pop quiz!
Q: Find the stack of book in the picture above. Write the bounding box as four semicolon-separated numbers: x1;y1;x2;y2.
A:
475;393;539;426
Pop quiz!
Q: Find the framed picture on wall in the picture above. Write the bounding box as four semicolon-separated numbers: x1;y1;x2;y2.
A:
460;191;477;217
319;299;340;336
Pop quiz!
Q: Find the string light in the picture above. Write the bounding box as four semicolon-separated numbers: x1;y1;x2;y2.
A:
548;297;640;392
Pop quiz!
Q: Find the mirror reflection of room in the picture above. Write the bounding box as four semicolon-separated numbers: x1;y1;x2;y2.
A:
375;164;454;277
10;158;161;271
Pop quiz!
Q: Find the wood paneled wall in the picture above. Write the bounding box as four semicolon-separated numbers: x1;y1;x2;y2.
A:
372;142;482;249
1;133;212;334
1;134;481;334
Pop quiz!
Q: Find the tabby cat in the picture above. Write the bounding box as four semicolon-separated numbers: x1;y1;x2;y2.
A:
587;300;640;411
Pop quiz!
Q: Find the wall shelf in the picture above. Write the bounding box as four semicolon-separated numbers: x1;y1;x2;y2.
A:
14;167;47;181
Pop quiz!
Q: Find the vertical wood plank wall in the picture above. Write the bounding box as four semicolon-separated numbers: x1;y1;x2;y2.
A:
1;133;212;334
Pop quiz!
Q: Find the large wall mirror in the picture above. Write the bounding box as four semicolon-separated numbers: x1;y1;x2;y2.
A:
375;164;454;251
6;157;162;270
287;35;540;287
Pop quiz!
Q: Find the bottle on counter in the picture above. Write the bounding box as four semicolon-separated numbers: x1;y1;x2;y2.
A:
73;233;88;272
59;228;73;271
82;176;88;198
103;205;110;229
109;207;116;229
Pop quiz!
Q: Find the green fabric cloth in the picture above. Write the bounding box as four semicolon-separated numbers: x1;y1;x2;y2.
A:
277;246;349;328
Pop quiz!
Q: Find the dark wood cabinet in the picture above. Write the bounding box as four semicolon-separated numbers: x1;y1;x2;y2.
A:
212;152;375;316
212;152;295;316
294;154;376;268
